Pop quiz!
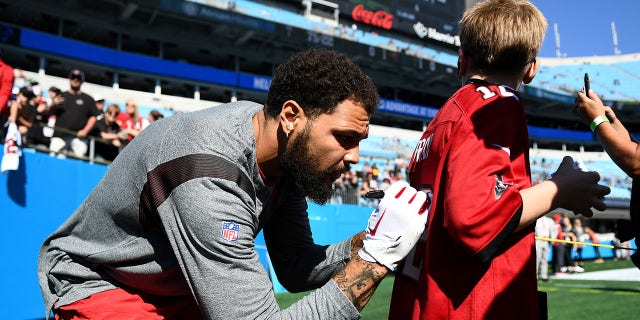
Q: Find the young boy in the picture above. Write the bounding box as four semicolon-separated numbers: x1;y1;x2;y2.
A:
388;0;610;319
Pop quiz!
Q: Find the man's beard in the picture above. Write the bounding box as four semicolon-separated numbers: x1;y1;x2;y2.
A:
280;124;347;204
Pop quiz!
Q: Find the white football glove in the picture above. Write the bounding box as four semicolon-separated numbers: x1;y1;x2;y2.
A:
358;181;429;271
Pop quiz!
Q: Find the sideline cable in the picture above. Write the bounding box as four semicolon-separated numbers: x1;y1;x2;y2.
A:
535;237;637;251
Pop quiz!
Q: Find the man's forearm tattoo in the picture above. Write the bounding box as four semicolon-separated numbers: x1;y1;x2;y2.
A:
334;254;386;311
350;232;366;256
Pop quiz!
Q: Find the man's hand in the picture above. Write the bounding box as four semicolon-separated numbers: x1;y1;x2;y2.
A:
358;181;428;270
550;156;610;217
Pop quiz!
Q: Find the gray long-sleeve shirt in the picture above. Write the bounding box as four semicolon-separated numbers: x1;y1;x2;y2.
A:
38;101;360;319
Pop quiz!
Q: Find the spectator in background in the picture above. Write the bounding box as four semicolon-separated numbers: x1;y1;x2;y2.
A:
41;86;62;140
0;48;15;138
45;86;62;107
612;237;631;261
7;87;37;139
379;177;391;191
48;69;99;158
359;179;376;206
576;88;640;268
535;215;557;282
330;170;360;205
25;84;52;147
94;95;106;115
11;69;27;94
364;171;378;190
116;99;146;141
147;109;164;125
360;160;372;179
340;169;360;205
371;163;380;182
561;215;582;272
551;213;566;275
89;103;126;162
394;156;408;176
29;80;42;98
585;226;603;263
330;176;345;204
381;159;394;181
573;219;586;266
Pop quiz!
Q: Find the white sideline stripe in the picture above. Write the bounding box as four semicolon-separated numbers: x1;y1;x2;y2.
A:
551;267;640;281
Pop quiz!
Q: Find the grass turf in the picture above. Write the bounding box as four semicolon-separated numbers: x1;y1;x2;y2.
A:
275;259;640;319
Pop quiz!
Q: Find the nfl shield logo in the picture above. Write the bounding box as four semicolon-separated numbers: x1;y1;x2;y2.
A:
221;221;239;242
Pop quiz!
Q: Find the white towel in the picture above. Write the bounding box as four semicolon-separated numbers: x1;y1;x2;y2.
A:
1;122;22;174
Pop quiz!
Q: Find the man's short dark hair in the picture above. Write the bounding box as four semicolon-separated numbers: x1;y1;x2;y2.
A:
49;86;62;96
265;48;379;119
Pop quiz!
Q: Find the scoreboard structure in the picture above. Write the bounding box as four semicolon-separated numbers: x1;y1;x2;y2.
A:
331;0;465;50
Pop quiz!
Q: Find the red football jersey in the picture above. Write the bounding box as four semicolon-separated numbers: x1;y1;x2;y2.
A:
389;80;537;319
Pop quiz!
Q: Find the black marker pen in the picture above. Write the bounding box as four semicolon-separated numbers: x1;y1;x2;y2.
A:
364;190;385;199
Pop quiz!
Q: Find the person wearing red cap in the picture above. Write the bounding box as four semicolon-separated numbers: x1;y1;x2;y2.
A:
551;213;567;275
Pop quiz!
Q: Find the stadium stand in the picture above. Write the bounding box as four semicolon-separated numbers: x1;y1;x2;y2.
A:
535;54;640;102
1;0;635;198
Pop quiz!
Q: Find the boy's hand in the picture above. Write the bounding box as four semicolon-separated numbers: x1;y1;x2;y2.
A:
550;156;610;217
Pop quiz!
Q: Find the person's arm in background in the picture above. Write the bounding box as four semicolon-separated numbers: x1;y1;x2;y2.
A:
0;64;14;114
576;90;640;179
7;100;18;123
77;116;96;138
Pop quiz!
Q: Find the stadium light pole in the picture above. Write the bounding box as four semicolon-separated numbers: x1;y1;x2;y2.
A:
553;23;562;58
611;21;621;55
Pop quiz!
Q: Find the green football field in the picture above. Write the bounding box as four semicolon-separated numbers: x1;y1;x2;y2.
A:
276;259;640;319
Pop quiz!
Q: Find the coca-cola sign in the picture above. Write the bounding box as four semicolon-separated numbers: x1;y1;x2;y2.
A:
351;4;393;30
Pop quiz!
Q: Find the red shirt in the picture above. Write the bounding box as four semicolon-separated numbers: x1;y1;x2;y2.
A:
389;81;536;319
117;112;144;141
0;60;14;114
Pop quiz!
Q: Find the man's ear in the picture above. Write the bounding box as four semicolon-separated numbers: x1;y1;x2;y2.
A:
279;100;303;134
523;58;539;84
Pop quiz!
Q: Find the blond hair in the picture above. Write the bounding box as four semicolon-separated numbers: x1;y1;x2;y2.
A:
459;0;547;74
105;103;120;115
125;99;140;121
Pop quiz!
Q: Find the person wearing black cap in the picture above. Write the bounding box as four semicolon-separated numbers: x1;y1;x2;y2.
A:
47;68;99;158
7;87;37;139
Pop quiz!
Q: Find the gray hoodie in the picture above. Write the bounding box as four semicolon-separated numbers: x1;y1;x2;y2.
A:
38;101;359;319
